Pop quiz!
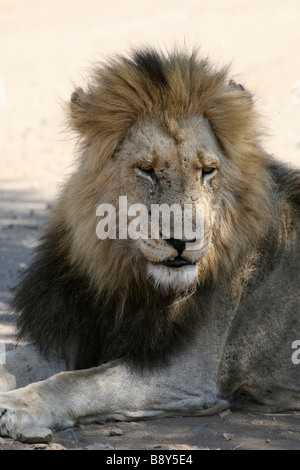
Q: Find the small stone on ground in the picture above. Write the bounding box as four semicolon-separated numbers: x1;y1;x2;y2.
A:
16;427;52;444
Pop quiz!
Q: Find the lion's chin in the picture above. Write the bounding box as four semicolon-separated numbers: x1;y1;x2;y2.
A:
146;262;198;292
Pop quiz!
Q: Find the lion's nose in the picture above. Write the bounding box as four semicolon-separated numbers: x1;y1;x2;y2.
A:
165;239;186;255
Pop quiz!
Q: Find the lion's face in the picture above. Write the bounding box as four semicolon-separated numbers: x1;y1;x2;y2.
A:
65;49;272;298
112;115;223;291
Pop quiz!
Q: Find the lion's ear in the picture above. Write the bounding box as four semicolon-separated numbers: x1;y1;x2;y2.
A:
71;87;85;104
69;87;93;136
228;79;253;102
228;79;245;91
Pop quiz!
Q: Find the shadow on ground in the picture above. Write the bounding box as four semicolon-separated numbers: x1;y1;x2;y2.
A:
0;184;48;347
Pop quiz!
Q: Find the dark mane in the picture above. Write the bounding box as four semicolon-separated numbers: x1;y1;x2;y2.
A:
13;228;206;370
132;48;169;88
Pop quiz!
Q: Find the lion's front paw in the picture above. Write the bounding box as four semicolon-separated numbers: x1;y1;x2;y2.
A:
0;406;32;438
0;391;44;438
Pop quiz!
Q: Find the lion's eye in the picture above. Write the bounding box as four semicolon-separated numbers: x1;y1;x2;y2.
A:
139;163;154;173
202;167;216;177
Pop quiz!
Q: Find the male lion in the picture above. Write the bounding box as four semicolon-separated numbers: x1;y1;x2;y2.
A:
0;48;300;437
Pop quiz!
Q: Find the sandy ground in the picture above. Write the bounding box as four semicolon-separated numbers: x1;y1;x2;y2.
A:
0;0;300;451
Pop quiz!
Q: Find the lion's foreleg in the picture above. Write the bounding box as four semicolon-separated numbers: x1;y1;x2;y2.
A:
0;359;228;437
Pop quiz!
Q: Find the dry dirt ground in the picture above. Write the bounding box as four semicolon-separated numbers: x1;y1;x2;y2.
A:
0;0;300;451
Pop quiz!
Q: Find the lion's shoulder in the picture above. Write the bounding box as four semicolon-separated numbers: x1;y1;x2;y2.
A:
267;158;300;211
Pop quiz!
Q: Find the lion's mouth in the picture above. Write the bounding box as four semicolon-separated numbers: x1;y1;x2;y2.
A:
154;256;196;269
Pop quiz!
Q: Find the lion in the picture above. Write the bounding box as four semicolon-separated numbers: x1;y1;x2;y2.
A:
0;48;299;438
